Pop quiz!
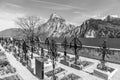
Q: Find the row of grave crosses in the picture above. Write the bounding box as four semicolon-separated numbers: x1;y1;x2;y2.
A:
0;35;111;64
0;36;112;80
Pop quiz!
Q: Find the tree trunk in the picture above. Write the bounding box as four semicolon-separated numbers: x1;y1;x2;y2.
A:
102;52;105;61
25;52;27;60
75;49;77;64
31;46;33;59
47;47;49;55
101;52;106;67
53;58;56;80
64;50;67;61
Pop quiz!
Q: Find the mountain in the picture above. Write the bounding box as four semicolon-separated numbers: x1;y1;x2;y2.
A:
104;15;120;25
0;14;76;39
0;28;21;38
64;15;120;38
38;13;75;37
1;14;120;39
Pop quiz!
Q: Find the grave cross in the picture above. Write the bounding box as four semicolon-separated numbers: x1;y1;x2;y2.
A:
61;37;69;60
22;40;28;61
70;35;82;64
49;39;58;80
17;40;21;57
99;39;113;65
45;38;50;55
50;39;58;60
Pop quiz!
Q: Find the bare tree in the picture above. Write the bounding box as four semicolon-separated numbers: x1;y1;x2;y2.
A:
15;16;42;59
15;16;41;39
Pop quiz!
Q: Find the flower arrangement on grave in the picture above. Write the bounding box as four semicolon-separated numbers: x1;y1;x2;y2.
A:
97;39;114;71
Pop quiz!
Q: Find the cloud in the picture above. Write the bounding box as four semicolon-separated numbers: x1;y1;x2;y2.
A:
0;20;15;31
0;11;25;20
73;11;81;14
31;0;86;11
0;0;120;30
0;11;25;31
4;3;22;8
71;14;101;25
1;2;23;9
44;6;72;10
111;15;119;17
0;2;25;14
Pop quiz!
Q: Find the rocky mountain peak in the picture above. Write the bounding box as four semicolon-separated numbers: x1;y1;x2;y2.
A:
50;13;61;19
49;13;65;23
39;13;75;37
104;15;119;21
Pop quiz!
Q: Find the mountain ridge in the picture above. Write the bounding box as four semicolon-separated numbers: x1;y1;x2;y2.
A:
1;14;120;38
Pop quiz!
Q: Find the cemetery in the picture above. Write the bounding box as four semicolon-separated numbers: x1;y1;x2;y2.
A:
0;36;119;80
1;1;120;79
94;64;117;80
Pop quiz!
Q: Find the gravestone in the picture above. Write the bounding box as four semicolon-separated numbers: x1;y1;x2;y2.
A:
35;57;44;79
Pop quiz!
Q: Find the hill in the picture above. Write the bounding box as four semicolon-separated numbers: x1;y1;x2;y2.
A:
66;15;120;38
0;28;21;38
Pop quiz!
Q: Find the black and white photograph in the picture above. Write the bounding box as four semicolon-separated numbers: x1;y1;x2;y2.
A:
0;0;120;80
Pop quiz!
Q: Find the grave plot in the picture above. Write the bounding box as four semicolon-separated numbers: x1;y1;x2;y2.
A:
0;74;23;80
45;67;66;78
60;56;94;70
60;55;71;66
44;59;54;72
70;59;94;70
0;63;16;76
60;73;82;80
93;40;118;80
94;63;118;80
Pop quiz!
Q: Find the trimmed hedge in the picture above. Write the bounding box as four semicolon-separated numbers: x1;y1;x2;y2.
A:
60;60;69;66
71;64;82;70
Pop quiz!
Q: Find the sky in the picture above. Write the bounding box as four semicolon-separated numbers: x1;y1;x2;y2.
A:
0;0;120;31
